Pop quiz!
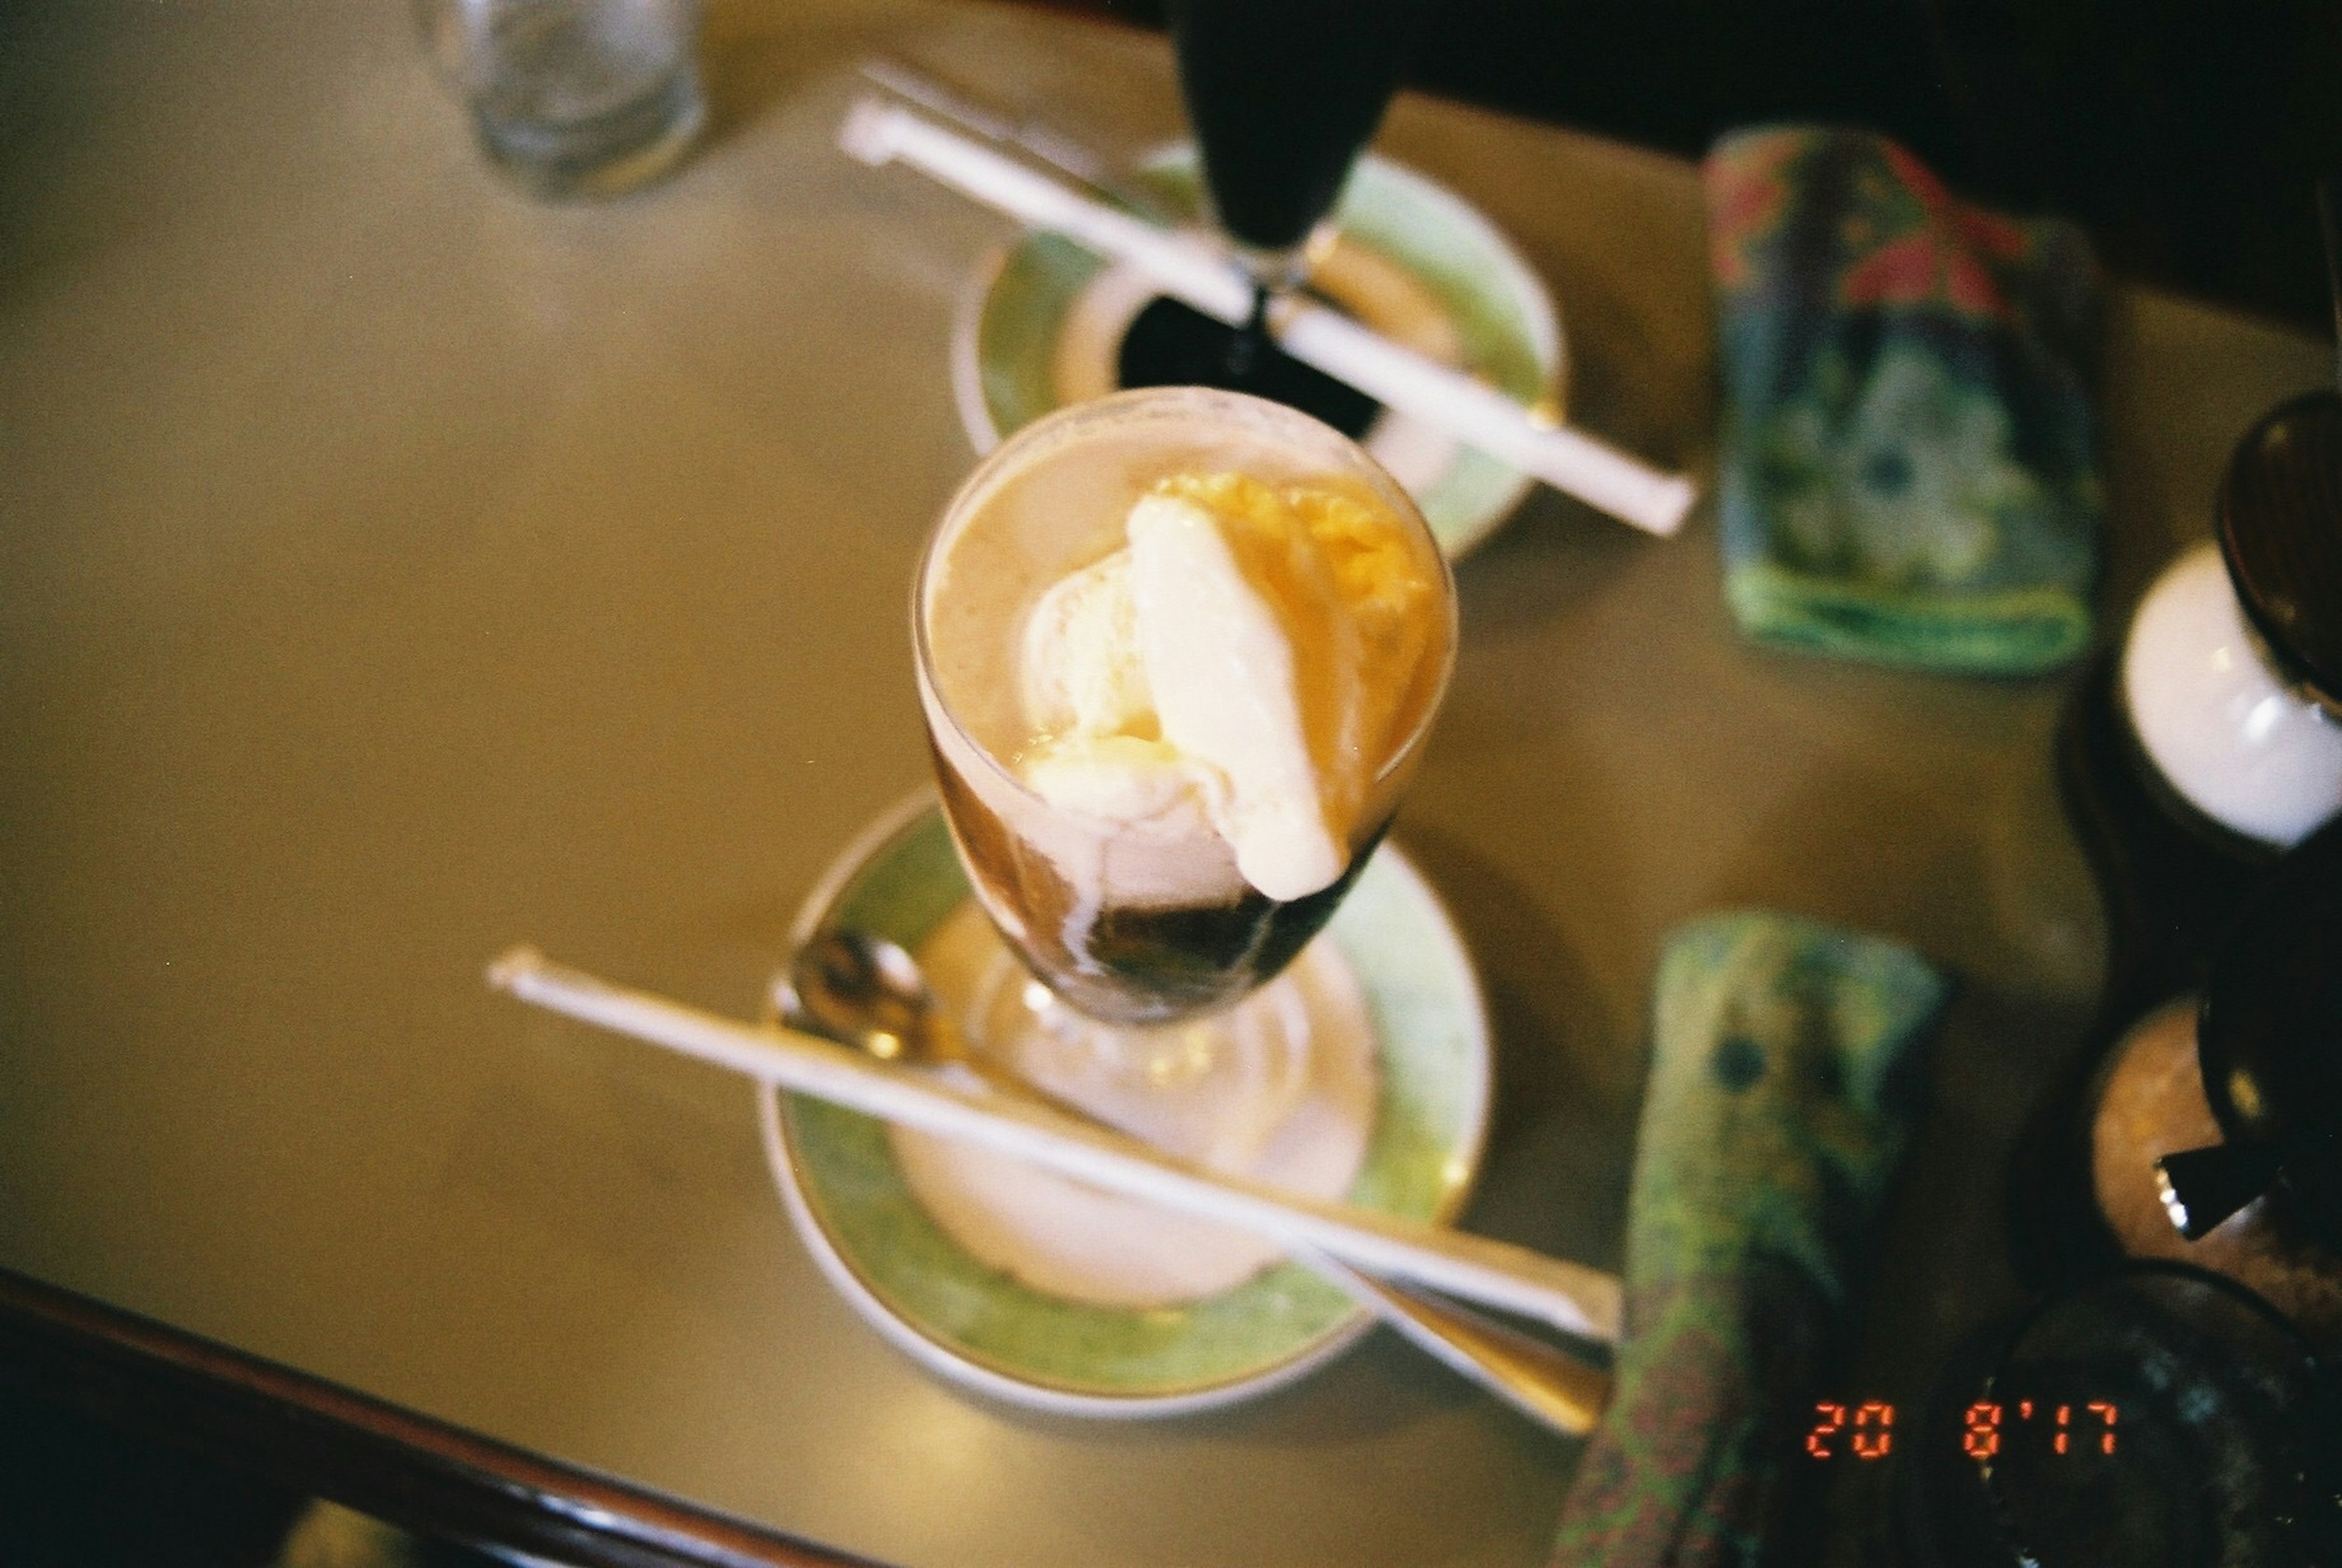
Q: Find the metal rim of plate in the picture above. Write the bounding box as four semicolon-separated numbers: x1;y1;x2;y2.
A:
757;789;1494;1417
947;148;1566;562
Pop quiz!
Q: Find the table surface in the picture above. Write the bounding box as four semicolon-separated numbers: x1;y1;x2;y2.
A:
0;4;2328;1566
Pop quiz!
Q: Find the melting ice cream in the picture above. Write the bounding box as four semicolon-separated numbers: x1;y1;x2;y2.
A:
1016;472;1439;902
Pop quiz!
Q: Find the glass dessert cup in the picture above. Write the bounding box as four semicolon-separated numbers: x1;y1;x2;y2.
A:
1124;0;1428;420
1169;0;1423;289
912;386;1456;1155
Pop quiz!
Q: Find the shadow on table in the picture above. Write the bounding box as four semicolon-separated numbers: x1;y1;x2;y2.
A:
1390;820;1638;1283
695;0;922;154
1449;481;1654;639
0;1386;503;1568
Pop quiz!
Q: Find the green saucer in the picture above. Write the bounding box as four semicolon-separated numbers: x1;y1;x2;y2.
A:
949;149;1564;560
759;793;1491;1416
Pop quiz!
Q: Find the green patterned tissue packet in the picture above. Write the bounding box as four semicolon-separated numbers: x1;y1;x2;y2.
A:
1550;912;1950;1568
1705;127;2101;675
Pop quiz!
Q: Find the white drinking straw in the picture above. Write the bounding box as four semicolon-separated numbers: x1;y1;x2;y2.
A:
839;97;1697;538
489;946;1622;1342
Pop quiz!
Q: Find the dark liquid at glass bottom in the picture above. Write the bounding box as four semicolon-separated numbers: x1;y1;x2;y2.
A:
933;742;1385;1025
1116;296;1381;441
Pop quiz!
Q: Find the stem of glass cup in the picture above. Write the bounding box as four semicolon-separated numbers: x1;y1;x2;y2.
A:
1220;238;1311;383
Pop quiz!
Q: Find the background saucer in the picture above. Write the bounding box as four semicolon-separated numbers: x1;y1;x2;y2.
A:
760;794;1492;1417
951;149;1564;559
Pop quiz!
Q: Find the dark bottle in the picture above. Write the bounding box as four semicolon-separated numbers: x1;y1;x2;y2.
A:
2011;391;2342;1287
2010;819;2342;1344
1168;0;1427;260
2063;391;2342;1024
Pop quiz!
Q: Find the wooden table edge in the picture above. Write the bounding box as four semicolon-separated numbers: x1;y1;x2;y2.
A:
0;1266;883;1568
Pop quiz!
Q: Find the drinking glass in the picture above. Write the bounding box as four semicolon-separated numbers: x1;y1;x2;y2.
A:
913;386;1455;1105
417;0;704;198
1170;0;1424;288
1138;0;1428;399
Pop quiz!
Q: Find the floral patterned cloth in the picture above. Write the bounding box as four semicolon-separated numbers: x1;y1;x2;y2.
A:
1705;127;2101;675
1550;912;1949;1567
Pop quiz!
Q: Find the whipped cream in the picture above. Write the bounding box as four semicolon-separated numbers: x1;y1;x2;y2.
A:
1015;472;1438;901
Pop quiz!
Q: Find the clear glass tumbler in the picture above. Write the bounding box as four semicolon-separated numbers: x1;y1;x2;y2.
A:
417;0;704;198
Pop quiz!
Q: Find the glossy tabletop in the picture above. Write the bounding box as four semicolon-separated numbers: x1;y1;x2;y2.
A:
0;2;2330;1565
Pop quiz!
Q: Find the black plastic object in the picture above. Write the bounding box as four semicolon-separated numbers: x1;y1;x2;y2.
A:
2166;815;2342;1248
2152;1142;2288;1241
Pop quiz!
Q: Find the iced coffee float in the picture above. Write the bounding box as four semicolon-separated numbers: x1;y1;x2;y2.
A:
898;387;1460;1309
919;388;1453;1024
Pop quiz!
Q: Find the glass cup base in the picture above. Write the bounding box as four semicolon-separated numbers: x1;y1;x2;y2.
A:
472;64;703;198
903;897;1379;1309
961;932;1322;1176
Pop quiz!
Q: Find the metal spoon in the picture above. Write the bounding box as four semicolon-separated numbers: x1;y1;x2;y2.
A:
776;929;1611;1437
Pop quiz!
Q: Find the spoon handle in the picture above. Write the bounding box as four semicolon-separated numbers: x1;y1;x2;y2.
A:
844;965;1612;1433
1291;1245;1610;1436
489;946;1622;1343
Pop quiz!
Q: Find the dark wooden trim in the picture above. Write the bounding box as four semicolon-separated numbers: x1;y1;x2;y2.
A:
0;1267;884;1568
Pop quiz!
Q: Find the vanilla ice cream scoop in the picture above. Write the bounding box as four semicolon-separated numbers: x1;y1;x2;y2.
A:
1127;492;1347;899
1015;471;1438;902
1021;552;1153;741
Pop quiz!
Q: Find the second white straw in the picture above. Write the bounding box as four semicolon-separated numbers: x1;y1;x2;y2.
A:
839;98;1697;538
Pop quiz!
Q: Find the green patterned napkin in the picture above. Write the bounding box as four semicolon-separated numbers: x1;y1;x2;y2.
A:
1551;912;1949;1567
1705;127;2101;675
